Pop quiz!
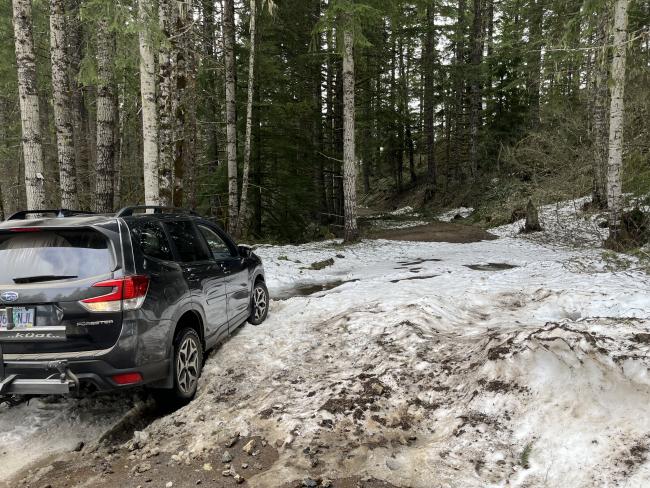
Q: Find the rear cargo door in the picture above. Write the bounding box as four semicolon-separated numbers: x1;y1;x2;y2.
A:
0;227;121;354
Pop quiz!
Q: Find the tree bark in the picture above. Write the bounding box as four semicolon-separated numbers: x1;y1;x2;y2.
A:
423;3;436;201
50;0;79;209
223;0;239;233
342;22;358;242
12;0;46;210
202;0;220;216
94;17;116;213
452;0;468;183
172;0;189;207
606;0;629;245
468;0;483;177
237;0;258;238
66;0;89;204
527;0;543;128
138;0;159;205
158;0;174;206
183;4;198;210
592;8;609;209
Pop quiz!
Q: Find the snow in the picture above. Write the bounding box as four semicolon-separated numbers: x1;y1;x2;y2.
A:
3;197;649;487
140;202;650;487
0;394;136;482
491;196;608;247
388;206;420;216
437;207;475;222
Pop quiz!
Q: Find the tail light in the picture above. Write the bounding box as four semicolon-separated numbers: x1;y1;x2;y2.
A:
80;275;150;312
112;372;143;385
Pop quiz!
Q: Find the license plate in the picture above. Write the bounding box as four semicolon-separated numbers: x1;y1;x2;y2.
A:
0;307;36;330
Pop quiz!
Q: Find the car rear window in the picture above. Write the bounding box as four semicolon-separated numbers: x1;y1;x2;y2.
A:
0;229;114;285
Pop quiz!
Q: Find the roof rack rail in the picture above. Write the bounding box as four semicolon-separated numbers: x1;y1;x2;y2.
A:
6;209;96;221
115;206;200;218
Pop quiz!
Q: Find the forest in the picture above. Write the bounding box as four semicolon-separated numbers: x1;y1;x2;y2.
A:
1;0;649;245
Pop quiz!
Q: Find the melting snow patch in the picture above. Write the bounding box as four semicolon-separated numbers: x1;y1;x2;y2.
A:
140;236;649;488
438;207;475;222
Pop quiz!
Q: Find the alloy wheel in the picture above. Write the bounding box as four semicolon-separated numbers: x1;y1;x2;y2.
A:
176;335;199;395
254;285;268;322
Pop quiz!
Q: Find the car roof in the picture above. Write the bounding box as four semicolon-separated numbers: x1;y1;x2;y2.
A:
0;215;118;229
0;211;219;230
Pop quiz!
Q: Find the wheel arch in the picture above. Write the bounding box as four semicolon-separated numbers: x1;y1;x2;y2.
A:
173;309;206;351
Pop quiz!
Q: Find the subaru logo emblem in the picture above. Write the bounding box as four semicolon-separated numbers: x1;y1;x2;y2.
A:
0;291;19;302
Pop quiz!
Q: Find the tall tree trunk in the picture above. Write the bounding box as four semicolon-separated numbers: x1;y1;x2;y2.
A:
342;23;358;242
113;84;123;209
468;0;483;178
138;0;159;205
158;0;174;206
423;3;436;201
0;98;23;216
67;0;89;205
223;0;239;233
95;17;116;213
50;0;79;209
183;7;198;210
172;0;189;207
452;0;468;183
527;0;543;128
405;46;416;186
12;0;46;210
325;30;335;220
592;8;610;209
312;0;326;220
606;0;629;246
202;0;220;216
237;0;258;238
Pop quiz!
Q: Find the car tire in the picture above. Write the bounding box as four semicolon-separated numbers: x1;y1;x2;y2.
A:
155;328;203;406
248;281;269;325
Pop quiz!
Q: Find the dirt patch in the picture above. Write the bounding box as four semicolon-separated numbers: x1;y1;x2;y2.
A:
465;263;519;271
390;275;439;283
320;378;390;421
397;258;442;266
631;333;650;344
276;279;360;300
9;436;279;488
280;477;405;488
371;221;497;243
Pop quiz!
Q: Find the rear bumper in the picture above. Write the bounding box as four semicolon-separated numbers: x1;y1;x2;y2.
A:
0;343;170;395
0;358;77;395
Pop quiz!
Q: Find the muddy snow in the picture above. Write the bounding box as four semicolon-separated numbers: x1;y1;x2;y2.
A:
3;199;650;487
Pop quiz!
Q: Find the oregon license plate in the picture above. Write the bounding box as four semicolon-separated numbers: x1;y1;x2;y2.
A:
0;307;36;330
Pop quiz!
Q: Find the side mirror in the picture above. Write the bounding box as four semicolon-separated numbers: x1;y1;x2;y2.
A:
238;244;252;258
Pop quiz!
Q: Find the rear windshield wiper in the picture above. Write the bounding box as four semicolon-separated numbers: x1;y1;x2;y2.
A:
13;275;78;284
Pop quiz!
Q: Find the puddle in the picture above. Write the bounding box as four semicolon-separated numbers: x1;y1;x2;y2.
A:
397;258;442;266
391;275;439;283
465;263;519;271
275;279;360;300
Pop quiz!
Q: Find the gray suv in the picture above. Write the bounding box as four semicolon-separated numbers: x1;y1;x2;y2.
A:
0;207;268;402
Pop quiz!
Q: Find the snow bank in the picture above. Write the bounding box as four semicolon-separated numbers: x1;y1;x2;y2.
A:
491;196;608;247
141;235;650;487
437;207;475;222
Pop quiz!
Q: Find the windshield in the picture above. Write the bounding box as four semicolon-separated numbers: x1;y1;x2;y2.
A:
0;229;114;285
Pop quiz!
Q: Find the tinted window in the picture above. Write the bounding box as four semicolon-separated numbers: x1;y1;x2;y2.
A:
198;225;234;259
0;230;113;285
131;221;173;261
165;221;211;263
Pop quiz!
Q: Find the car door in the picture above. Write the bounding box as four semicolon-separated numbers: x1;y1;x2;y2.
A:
129;220;187;363
164;220;229;345
196;224;251;331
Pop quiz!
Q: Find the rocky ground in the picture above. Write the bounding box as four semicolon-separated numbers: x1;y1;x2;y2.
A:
3;199;650;488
